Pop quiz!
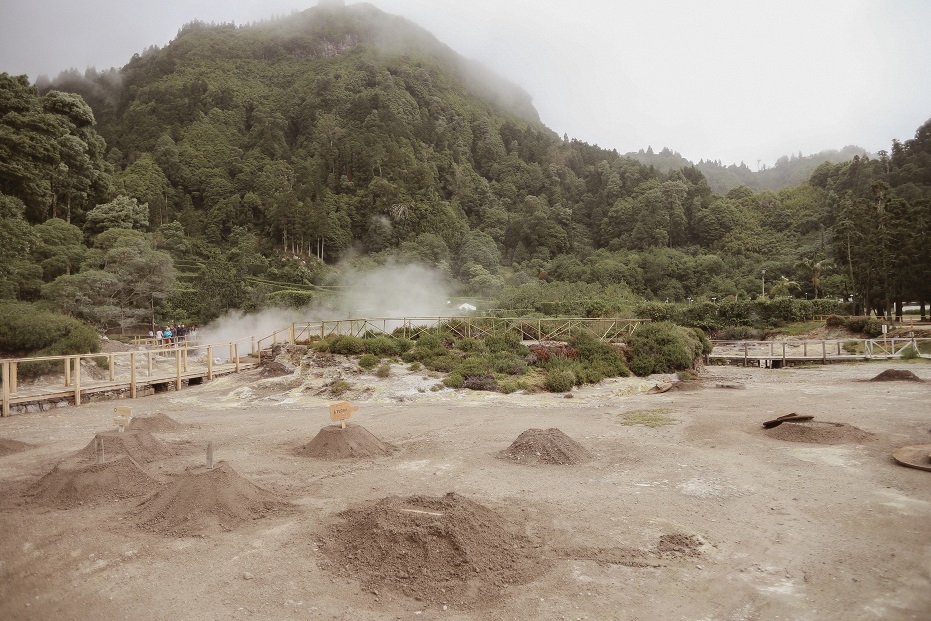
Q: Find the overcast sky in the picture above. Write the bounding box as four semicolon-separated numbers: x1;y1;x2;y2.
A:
2;0;929;167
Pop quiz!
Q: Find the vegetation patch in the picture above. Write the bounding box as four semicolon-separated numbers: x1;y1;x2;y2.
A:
620;408;678;427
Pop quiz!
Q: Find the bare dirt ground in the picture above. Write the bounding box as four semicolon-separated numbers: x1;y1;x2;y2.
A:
1;358;930;621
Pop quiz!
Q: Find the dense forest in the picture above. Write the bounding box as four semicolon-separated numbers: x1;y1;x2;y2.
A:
1;2;930;337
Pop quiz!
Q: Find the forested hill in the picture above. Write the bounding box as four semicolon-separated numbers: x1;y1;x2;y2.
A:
2;1;929;330
626;146;872;194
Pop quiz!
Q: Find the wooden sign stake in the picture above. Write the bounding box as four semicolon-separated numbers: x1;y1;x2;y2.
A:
95;437;105;464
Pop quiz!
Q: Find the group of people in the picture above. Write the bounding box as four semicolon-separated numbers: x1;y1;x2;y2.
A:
153;324;196;346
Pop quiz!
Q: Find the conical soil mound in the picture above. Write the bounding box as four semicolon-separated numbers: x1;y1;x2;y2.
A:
134;461;289;536
299;424;394;459
764;421;875;445
0;438;34;457
28;455;158;508
128;412;183;432
496;428;592;465
70;430;174;465
870;369;923;382
321;493;548;606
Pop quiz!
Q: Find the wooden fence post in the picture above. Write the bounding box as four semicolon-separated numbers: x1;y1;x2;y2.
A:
10;362;16;393
130;352;137;399
147;351;153;377
2;361;10;417
74;356;81;406
64;357;71;387
822;341;827;364
175;349;182;391
234;344;240;373
782;343;786;366
109;354;115;382
207;345;214;380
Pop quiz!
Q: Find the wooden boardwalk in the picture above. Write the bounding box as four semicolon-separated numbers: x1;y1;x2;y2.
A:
709;337;931;367
1;341;257;417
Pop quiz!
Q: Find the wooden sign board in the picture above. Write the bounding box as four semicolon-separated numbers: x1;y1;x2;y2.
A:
329;401;359;429
113;406;133;432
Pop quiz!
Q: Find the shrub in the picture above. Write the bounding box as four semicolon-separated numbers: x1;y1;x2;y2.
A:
458;355;493;378
900;345;920;360
442;372;464;389
825;314;845;328
314;334;365;355
569;330;629;378
455;337;487;353
358;353;379;369
0;302;100;378
625;321;705;376
484;332;527;355
490;351;528;376
376;362;392;378
543;368;576;393
426;354;460;373
844;317;884;338
364;335;411;357
463;374;496;391
408;362;422;372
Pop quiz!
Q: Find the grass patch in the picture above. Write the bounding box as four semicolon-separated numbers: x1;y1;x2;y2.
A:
620;408;678;427
773;321;823;336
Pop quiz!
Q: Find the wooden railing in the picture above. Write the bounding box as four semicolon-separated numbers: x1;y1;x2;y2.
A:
1;337;259;417
290;316;649;343
710;337;930;366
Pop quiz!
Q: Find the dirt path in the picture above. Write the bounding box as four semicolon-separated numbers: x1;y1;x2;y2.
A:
1;362;929;620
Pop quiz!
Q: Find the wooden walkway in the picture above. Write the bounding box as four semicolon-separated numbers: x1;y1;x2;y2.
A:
709;337;931;367
1;341;257;417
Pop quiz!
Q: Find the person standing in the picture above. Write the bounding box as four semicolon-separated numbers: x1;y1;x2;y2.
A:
156;328;163;346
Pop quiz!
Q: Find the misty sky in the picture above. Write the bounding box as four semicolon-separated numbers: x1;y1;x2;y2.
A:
2;0;929;167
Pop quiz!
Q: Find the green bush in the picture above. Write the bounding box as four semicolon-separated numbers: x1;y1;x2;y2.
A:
376;361;392;377
489;351;528;375
426;354;460;373
543;368;576;392
625;321;706;376
313;334;366;355
458;355;492;377
455;337;487;353
825;314;845;327
844;317;884;338
358;353;379;369
568;330;630;378
0;302;100;378
463;374;497;391
900;345;920;360
364;335;412;357
442;372;464;389
484;332;528;355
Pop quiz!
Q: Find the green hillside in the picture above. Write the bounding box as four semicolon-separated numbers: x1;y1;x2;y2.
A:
2;2;929;332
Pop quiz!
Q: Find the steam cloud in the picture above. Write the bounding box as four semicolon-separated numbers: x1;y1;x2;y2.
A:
198;262;455;355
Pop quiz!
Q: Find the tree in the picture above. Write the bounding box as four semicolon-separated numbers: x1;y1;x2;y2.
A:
83;195;150;239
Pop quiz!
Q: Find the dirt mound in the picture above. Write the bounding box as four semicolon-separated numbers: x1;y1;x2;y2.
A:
259;360;294;378
654;533;703;559
69;430;174;465
321;492;548;606
299;424;394;459
128;412;183;433
0;438;34;457
496;428;592;465
869;369;923;382
28;455;158;508
764;421;876;445
134;461;289;536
